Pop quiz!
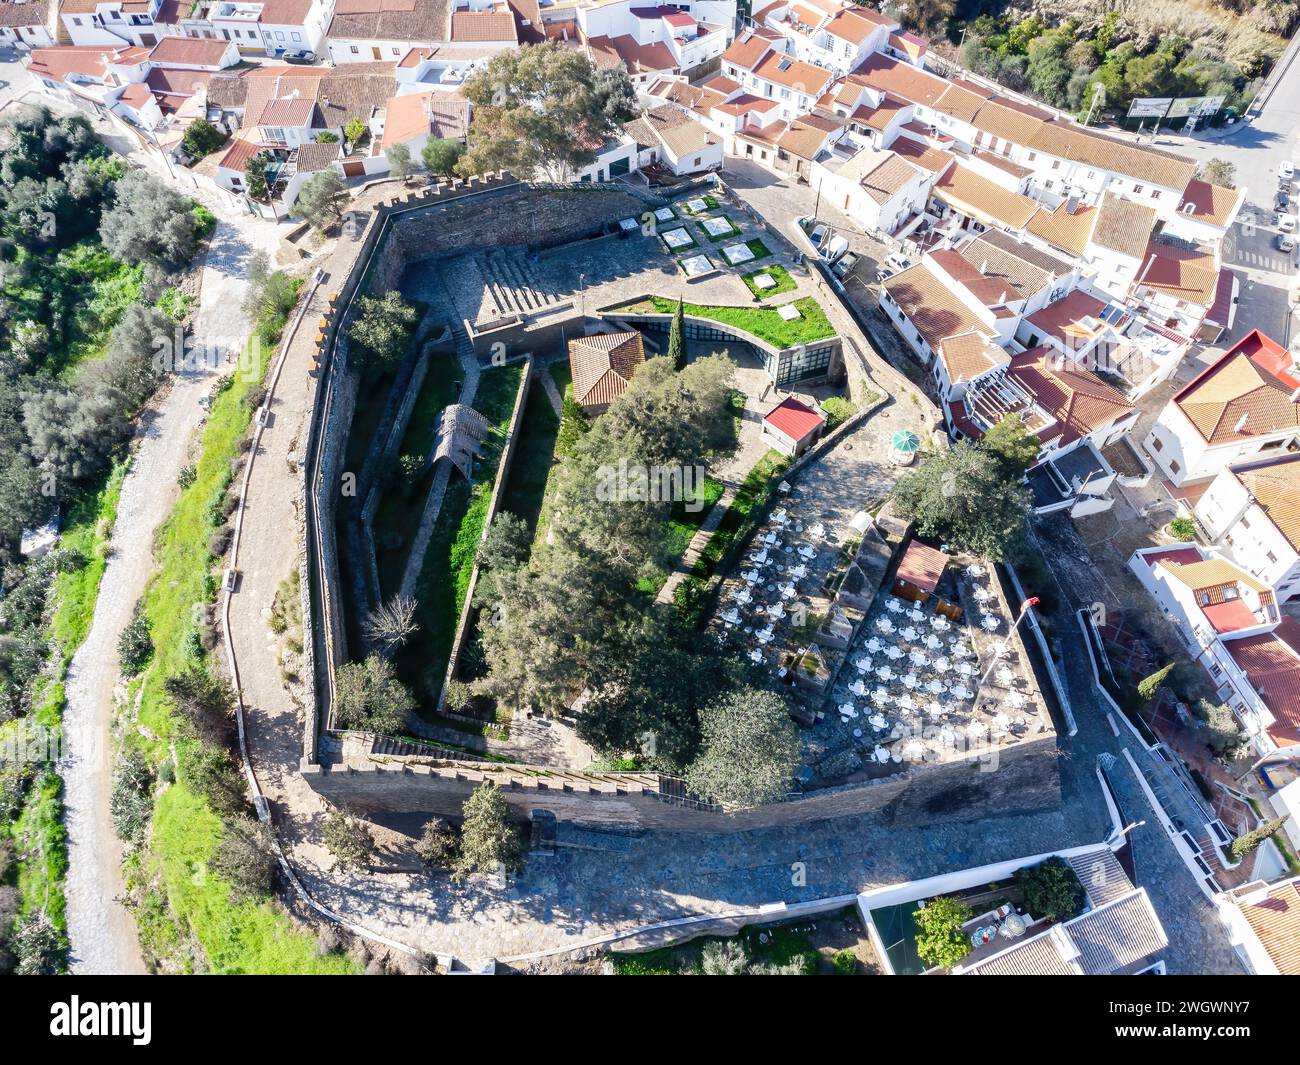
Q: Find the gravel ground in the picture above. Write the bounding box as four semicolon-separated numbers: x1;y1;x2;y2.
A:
60;215;282;974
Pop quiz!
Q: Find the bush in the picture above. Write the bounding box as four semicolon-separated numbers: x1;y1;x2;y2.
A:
181;118;225;160
832;948;857;975
323;808;375;873
914;896;972;969
452;781;522;882
1169;517;1197;541
110;746;155;844
415;816;458;867
820;395;857;431
117;614;154;677
211;817;278;902
1013;856;1086;922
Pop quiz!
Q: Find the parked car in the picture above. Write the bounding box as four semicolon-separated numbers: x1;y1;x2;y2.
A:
1277;191;1290;210
1279;232;1296;252
282;50;316;64
808;223;829;248
822;234;849;263
1279;213;1297;233
833;251;859;279
1283;160;1296;181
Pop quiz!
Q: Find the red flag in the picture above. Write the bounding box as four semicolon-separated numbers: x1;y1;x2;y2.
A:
1020;597;1040;612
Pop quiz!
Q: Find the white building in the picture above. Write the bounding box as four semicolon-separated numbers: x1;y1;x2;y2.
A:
1;0;56;48
1192;454;1300;603
1144;329;1300;488
59;0;181;47
1218;876;1300;976
1129;543;1298;755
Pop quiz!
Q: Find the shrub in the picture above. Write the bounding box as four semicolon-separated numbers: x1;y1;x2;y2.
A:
1169;517;1197;541
832;948;858;975
452;781;522;882
117;615;154;677
110;746;155;845
1013;856;1086;922
181;118;225;159
323;808;375;872
415;816;458;867
914;896;972;969
211;817;278;902
820;395;857;431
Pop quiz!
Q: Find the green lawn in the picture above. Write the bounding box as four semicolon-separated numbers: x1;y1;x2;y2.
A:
626;295;836;350
374;355;463;598
532;361;580;548
398;363;524;712
499;371;561;531
745;238;773;262
678;194;719;215
635;476;726;595
691;450;789;583
125;302;354;973
742;264;798;298
697;215;741;242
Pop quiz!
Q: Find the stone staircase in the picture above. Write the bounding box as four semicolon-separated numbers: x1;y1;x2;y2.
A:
479;250;561;319
371;735;453;758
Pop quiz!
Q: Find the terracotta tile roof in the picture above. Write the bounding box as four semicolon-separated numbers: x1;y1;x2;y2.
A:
1026;289;1109;347
775;111;839;160
938;330;1005;384
849;91;907;131
315;65;398;127
933;162;1038;230
933;78;989;122
1135;241;1220;306
1158;556;1270;597
1026;121;1197;191
853;51;947;108
0;0;47;27
929;247;1017;307
889;132;953;174
260;95;315;126
294;140;342;173
969;146;1031;179
146;37;232;67
450;10;516;42
823;8;885;45
569;331;645;409
896;539;948;596
1007;346;1135;448
970;98;1047;145
1175;331;1300;445
962;228;1070;282
118;82;151;108
1238;881;1300;975
207;71;249;108
1236;456;1300;552
721;29;774;71
1089;191;1157;259
27;46;118;83
145;66;212;109
881;261;987;351
1225;618;1300;745
586;33;676;75
763;396;824;442
713;92;778;117
1180;178;1242;229
701;74;739;95
859;150;920;205
887;29;926;60
329;0;451;42
626;105;715;157
217;136;266;172
752;50;834;96
1025;200;1097;258
381;89;468;148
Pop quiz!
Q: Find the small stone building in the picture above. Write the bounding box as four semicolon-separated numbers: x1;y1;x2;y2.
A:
568;331;646;414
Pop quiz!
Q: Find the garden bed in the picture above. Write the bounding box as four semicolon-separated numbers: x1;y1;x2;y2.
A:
741;264;798;298
617;295;836;349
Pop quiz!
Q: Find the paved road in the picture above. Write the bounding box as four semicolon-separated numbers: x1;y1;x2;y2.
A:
1159;36;1300;346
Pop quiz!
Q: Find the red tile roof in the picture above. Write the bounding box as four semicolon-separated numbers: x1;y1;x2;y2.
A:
763;396;824;443
895;540;948;596
1225;618;1300;745
1173;329;1300;445
146;36;233;67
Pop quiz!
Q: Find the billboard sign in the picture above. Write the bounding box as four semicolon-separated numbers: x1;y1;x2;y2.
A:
1167;95;1225;120
1128;98;1172;119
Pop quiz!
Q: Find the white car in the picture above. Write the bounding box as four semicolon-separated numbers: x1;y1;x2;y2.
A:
1283;161;1296;181
1280;213;1297;233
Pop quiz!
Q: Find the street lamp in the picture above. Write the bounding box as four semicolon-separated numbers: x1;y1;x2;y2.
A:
973;596;1039;700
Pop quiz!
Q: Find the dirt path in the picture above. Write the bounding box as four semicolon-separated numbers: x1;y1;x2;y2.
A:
60;217;280;974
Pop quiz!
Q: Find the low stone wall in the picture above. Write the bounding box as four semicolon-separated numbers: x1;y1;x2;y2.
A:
304;729;1060;832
